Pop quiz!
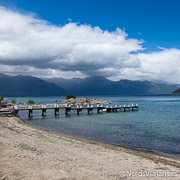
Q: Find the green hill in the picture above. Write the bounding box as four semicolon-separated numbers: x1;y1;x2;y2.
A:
172;88;180;94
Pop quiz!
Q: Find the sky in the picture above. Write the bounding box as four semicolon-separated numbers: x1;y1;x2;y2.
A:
0;0;180;83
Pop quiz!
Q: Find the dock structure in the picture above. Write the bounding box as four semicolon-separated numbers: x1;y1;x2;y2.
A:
13;104;138;117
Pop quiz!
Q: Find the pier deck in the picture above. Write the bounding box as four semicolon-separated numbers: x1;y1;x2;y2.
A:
13;104;138;117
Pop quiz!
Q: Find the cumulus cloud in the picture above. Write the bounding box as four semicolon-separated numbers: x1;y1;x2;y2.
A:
0;6;180;83
136;48;180;83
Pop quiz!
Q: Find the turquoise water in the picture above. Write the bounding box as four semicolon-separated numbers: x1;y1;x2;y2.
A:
16;96;180;155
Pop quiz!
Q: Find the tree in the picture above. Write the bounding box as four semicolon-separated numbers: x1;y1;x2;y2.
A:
27;100;35;104
0;96;3;102
66;94;76;100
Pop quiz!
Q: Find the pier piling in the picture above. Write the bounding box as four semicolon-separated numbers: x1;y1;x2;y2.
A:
88;108;93;114
77;108;82;115
42;109;46;116
65;107;71;115
54;108;59;116
28;109;33;117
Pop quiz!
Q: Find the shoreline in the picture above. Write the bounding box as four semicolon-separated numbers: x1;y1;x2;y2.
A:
21;116;180;167
0;115;180;179
21;115;180;162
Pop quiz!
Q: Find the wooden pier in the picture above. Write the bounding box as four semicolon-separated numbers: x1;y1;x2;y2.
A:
13;104;138;117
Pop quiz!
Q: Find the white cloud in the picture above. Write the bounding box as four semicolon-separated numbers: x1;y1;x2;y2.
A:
136;48;180;83
0;6;180;83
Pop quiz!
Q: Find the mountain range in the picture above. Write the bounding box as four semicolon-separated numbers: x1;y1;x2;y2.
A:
46;76;180;96
0;73;67;97
0;73;180;97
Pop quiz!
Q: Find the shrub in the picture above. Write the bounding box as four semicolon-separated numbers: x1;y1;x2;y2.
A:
66;94;76;100
0;96;3;102
10;98;16;104
27;100;35;104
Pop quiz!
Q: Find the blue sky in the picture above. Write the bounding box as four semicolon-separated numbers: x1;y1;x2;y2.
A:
0;0;180;82
1;0;180;51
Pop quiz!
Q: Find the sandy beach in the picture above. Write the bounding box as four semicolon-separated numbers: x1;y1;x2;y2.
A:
0;116;180;180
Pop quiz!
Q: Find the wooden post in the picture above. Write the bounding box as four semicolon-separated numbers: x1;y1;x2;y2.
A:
97;108;101;113
88;108;90;114
65;108;71;115
106;108;111;112
119;105;122;112
77;109;82;115
54;108;59;116
28;109;33;117
14;110;19;116
88;108;93;114
42;109;46;116
113;108;117;112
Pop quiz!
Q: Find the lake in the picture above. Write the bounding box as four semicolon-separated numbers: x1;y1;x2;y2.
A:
13;95;180;155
